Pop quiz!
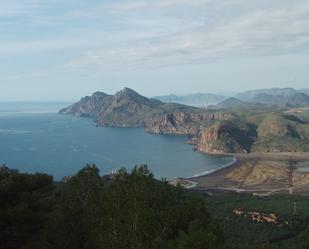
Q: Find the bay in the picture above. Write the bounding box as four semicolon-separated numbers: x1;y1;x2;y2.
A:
0;103;234;180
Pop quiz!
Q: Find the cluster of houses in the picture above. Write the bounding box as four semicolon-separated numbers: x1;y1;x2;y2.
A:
233;208;289;226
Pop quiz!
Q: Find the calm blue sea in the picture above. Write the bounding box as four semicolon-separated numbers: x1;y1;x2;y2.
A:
0;102;234;180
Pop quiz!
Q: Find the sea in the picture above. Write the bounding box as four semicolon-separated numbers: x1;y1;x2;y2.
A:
0;102;234;180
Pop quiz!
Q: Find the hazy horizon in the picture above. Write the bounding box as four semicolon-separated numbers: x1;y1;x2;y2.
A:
0;86;308;103
0;0;309;101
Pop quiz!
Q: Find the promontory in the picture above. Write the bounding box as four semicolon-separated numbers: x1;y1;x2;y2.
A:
60;87;309;154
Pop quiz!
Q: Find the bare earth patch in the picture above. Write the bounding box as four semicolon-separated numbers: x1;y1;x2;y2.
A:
190;153;309;196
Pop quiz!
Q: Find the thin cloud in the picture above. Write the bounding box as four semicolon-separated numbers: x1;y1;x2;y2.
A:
0;0;309;72
62;0;309;71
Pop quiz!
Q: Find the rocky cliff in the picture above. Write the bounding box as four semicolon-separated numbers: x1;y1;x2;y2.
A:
191;121;254;154
60;88;232;131
60;88;162;127
144;112;232;134
60;88;309;154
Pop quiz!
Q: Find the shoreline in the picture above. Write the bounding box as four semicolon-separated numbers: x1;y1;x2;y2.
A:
186;152;309;195
192;152;309;177
169;154;237;189
191;156;237;178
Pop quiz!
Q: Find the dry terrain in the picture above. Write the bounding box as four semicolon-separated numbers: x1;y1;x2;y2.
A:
190;153;309;195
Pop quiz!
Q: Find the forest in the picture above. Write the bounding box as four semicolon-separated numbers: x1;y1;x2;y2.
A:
1;164;309;249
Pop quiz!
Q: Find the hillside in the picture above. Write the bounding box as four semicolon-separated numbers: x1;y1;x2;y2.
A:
212;97;246;109
60;88;309;154
234;109;309;153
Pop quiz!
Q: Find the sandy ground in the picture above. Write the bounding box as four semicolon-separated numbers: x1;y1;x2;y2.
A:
189;153;309;196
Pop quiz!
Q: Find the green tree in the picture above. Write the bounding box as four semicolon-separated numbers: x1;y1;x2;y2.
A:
3;164;226;249
41;164;103;249
175;221;226;249
298;227;309;249
0;166;54;249
98;165;226;249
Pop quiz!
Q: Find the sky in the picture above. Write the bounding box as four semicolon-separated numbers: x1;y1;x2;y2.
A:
0;0;309;101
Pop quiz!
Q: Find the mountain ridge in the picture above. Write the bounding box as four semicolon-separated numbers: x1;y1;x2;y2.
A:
213;88;309;109
60;88;309;154
154;92;227;107
154;88;309;109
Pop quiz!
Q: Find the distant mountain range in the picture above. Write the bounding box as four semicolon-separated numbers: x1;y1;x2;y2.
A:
235;88;309;108
154;93;227;107
236;87;300;100
155;88;309;109
60;87;309;154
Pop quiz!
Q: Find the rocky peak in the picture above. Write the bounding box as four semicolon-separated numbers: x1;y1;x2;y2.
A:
113;87;162;108
89;91;110;104
92;91;109;99
115;87;140;99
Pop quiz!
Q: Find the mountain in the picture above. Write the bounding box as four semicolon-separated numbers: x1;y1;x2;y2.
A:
212;97;247;109
246;111;309;152
245;92;309;107
286;92;309;107
210;97;268;110
237;88;299;101
60;87;232;134
154;93;227;107
60;88;162;127
192;108;309;153
60;88;309;154
236;88;309;107
153;88;309;109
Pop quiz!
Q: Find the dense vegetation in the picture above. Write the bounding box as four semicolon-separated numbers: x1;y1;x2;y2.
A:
0;165;225;249
0;166;54;249
204;193;309;249
1;164;309;249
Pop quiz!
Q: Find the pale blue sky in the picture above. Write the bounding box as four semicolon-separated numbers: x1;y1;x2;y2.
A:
0;0;309;101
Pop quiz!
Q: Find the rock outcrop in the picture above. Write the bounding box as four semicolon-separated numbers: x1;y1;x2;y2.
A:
191;121;254;154
144;112;232;135
60;88;309;154
60;88;162;127
60;88;232;133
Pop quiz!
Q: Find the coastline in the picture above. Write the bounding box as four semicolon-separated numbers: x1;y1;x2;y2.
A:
185;152;309;195
192;156;237;178
59;107;309;192
170;154;237;189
